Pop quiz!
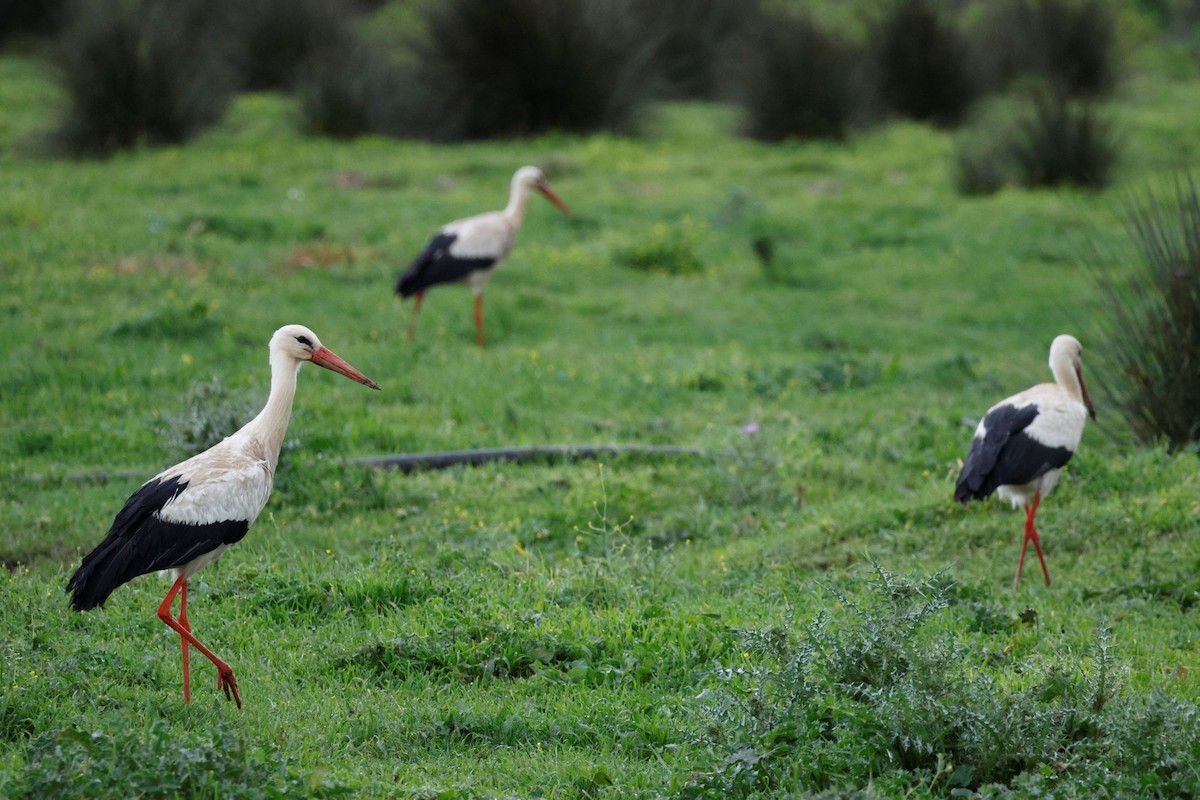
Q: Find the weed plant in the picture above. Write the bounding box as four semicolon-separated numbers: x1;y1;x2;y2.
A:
155;376;260;457
1091;175;1200;447
688;565;1200;797
50;0;233;156
1011;89;1118;189
737;11;863;141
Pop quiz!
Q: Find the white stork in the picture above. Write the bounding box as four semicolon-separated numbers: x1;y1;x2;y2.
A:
954;334;1096;586
67;325;380;707
396;165;572;347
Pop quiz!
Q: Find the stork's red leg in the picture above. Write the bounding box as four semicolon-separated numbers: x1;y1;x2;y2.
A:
157;575;241;708
179;579;191;703
1014;492;1051;587
474;293;486;349
407;291;425;342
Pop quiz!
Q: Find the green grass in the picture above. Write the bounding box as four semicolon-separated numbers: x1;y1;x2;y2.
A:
3;35;1200;798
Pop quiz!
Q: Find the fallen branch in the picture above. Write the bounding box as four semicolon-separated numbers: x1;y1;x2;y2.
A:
344;444;710;473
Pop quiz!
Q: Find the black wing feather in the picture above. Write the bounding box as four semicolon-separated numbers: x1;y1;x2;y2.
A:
66;475;250;611
395;232;496;297
954;404;1074;503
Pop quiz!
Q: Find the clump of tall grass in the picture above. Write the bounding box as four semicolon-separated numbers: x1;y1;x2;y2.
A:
736;11;864;141
296;41;425;139
865;0;979;127
50;0;233;156
687;564;1200;797
410;0;657;139
1091;175;1200;448
972;0;1118;98
954;89;1118;194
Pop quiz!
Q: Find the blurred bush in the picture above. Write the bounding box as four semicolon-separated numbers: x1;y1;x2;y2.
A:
0;0;67;43
630;0;764;100
219;0;358;92
410;0;658;139
954;89;1118;194
736;11;864;141
865;0;979;127
971;0;1118;98
1092;175;1200;448
51;0;234;156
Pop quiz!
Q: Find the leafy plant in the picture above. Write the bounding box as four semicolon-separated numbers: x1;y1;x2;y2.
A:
13;719;347;799
736;11;864;141
615;218;709;275
51;0;233;156
156;376;259;456
1090;174;1200;447
688;565;1200;797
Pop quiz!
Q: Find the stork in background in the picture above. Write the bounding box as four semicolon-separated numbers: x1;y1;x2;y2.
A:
396;165;573;347
954;334;1096;587
67;325;380;707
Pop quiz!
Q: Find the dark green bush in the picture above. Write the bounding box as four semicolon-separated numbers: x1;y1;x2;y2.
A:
220;0;358;92
412;0;657;139
972;0;1118;98
296;40;425;139
51;0;233;156
866;0;979;127
1091;175;1200;448
1011;88;1118;189
0;0;66;43
631;0;764;100
737;12;864;141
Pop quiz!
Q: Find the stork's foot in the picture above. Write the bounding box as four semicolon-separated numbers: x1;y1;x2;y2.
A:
217;664;242;709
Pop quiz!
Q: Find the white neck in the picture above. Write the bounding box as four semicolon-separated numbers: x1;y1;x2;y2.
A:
1050;357;1083;404
503;178;533;227
240;352;301;471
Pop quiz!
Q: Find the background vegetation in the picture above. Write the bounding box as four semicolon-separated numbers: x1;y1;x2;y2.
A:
2;0;1200;797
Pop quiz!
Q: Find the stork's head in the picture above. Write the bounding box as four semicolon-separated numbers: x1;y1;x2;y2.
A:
513;165;573;216
1049;334;1095;419
270;324;380;389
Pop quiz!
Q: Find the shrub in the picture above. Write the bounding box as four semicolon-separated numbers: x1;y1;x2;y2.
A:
687;565;1200;797
219;0;358;92
865;0;979;127
296;40;426;139
156;376;259;457
737;11;864;142
1010;88;1118;189
972;0;1118;98
614;218;708;275
411;0;657;139
0;0;67;43
630;0;764;100
51;0;233;156
1090;175;1200;448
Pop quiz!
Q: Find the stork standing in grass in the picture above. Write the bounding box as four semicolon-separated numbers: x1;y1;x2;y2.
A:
67;325;380;707
396;165;573;347
954;334;1096;587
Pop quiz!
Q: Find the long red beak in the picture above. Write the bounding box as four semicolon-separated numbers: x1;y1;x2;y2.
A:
311;347;381;390
537;183;573;217
1077;367;1096;420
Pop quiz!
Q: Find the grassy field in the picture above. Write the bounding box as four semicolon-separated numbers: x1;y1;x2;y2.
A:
3;33;1200;798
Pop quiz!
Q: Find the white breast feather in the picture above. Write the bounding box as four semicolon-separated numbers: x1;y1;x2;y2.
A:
444;213;516;261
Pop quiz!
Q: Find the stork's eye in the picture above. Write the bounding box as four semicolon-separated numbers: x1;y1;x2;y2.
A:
296;335;314;348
